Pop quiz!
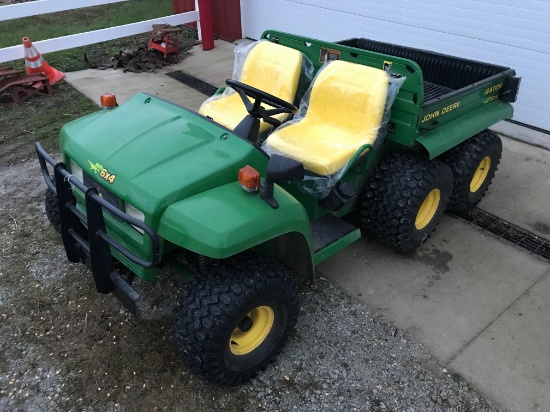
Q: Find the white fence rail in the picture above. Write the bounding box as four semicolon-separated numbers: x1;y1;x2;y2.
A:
0;0;128;21
0;0;210;64
0;12;199;63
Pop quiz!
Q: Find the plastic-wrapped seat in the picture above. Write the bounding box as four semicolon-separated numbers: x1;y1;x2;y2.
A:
264;60;390;176
199;41;305;133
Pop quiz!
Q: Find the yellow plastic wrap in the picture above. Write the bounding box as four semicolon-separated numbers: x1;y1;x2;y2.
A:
265;60;390;175
263;60;405;196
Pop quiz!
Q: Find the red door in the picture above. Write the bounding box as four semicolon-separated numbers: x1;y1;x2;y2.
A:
172;0;242;42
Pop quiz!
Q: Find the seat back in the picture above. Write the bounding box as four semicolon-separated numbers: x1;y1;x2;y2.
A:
240;41;303;104
263;60;391;178
305;60;388;140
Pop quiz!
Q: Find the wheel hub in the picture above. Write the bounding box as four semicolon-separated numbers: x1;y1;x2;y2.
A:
229;306;275;356
415;188;441;230
470;156;491;193
237;316;253;333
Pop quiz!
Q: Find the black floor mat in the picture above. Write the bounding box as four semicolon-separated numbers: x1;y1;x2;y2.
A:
311;214;358;253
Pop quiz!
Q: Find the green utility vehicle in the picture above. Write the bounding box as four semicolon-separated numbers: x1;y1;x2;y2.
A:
37;30;520;386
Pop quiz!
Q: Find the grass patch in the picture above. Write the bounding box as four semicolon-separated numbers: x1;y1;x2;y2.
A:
0;82;98;166
0;0;198;166
0;0;175;72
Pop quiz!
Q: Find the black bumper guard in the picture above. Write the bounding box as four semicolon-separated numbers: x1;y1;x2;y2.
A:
36;143;160;315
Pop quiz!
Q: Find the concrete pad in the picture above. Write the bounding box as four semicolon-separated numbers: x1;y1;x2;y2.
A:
492;120;550;150
449;269;550;412
480;135;550;239
171;38;238;88
65;68;208;111
318;216;549;362
65;39;236;112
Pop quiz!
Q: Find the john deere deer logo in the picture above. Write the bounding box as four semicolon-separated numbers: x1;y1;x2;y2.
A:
88;160;116;184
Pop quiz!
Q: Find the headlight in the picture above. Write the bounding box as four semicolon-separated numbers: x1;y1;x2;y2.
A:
69;160;84;182
124;202;144;234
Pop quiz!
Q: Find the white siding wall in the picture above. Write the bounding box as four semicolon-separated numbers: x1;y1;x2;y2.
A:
242;0;550;132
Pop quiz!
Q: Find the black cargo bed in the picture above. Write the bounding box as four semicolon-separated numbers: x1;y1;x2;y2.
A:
337;38;510;106
423;81;453;101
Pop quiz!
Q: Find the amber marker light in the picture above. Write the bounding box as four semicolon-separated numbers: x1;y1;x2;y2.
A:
100;93;118;109
238;165;260;192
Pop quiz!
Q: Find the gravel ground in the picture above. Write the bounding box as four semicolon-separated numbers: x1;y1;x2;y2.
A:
0;158;503;411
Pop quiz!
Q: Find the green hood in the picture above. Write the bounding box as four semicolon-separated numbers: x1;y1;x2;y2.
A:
61;94;268;222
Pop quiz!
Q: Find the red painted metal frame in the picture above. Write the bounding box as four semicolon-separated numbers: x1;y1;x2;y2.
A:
198;0;214;50
172;0;241;43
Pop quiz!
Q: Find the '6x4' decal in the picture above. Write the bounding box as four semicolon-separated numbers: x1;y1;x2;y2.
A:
88;161;116;184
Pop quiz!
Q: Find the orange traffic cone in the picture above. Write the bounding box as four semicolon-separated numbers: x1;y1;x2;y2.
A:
22;37;64;85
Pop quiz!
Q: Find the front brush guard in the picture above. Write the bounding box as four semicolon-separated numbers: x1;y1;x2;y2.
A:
36;143;160;315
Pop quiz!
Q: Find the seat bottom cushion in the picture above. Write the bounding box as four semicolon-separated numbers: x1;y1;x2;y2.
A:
265;118;376;176
199;93;288;133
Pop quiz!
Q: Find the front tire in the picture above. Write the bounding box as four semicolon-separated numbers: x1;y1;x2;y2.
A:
439;129;502;212
173;254;300;386
361;152;453;251
45;188;61;233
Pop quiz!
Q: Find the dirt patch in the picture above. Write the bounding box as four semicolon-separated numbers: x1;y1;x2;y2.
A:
0;159;206;411
84;34;195;72
531;221;550;237
0;161;500;412
413;247;453;274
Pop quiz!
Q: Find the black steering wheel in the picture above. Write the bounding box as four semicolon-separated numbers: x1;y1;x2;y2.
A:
226;79;297;127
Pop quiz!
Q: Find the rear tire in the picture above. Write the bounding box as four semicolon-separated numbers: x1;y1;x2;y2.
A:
361;152;453;251
439;129;502;212
45;188;61;233
173;254;300;386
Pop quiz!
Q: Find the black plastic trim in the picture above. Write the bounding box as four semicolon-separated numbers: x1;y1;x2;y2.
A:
422;70;515;109
500;76;521;103
504;118;550;135
336;37;509;89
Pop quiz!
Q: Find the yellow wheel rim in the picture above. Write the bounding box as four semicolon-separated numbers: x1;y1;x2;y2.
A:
470;156;491;193
229;306;274;356
415;188;441;230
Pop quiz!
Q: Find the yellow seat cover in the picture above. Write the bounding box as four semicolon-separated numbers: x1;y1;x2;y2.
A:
265;61;389;175
199;41;303;132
